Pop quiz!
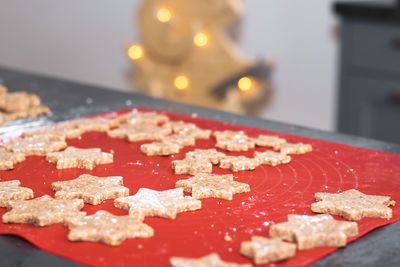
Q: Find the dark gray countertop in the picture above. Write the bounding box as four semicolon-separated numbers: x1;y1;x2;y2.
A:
0;67;399;266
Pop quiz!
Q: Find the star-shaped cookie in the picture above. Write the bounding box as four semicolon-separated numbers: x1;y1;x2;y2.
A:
22;123;82;140
278;142;312;154
2;195;85;226
219;156;260;172
171;158;213;175
311;189;396;220
64;210;154;246
175;174;250;200
185;149;226;164
4;136;67;156
161;134;195;148
107;122;171;142
254;135;286;150
165;121;196;133
0;180;34;207
216;139;256;152
254;150;291;166
0;147;26;170
240;236;296;264
170;253;251;267
269;214;358;250
52;174;129;205
141;141;180;156
115;110;169;125
70;117;117;133
46;147;113;170
114;188;201;219
213;130;247;141
177;126;212;139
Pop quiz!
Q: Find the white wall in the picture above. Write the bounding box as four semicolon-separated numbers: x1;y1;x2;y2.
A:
0;0;339;131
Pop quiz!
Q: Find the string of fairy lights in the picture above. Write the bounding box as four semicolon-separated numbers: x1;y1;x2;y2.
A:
127;6;254;93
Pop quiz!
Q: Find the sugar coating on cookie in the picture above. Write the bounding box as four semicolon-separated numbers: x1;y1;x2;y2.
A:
216;138;256;152
2;195;85;227
165;121;197;133
114;188;201;219
52;174;129;205
171;158;213;175
269;214;358;250
115;110;169;125
175;173;250;200
170;253;252;267
254;135;286;150
311;189;396;220
240;236;296;264
0;180;34;207
219;156;260;172
107;122;171;142
64;210;154;246
46;147;113;170
141;142;180;156
278;143;312;154
0;148;26;170
161;134;195;148
185;149;226;164
254;151;291;166
178;126;212;139
4;135;67;156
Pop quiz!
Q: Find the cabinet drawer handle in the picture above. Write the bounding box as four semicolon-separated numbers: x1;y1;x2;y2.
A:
393;37;400;49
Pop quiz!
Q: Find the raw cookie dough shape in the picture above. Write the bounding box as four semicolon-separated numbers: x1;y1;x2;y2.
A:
114;188;201;219
52;174;129;205
311;189;396;220
64;210;154;246
175;173;250;200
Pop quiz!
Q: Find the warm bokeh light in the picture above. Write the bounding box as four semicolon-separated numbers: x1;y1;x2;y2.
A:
128;45;144;60
157;8;172;23
238;77;253;91
193;32;209;47
174;75;189;90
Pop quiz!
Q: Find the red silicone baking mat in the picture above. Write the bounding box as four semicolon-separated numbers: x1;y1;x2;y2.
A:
0;107;399;267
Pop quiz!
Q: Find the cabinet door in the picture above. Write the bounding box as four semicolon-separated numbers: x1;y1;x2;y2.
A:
338;77;400;144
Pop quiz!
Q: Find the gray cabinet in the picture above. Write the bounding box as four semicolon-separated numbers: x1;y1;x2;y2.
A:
337;17;400;144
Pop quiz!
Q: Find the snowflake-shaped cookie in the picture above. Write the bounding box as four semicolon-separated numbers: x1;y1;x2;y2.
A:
114;188;201;219
278;142;312;154
141;141;180;156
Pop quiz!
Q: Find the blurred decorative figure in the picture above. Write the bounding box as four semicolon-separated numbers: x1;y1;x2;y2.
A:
127;0;272;114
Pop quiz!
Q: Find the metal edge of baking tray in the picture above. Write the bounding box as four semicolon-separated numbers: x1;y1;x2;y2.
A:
0;66;399;267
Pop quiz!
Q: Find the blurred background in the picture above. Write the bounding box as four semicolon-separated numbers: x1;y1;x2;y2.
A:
0;0;399;143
